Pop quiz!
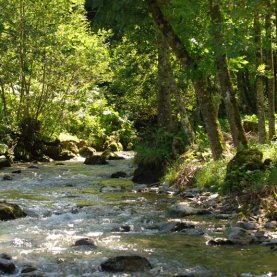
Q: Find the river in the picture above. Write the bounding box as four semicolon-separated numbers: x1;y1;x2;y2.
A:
0;153;276;276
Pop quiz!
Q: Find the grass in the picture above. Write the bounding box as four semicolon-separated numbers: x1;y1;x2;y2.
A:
165;142;277;195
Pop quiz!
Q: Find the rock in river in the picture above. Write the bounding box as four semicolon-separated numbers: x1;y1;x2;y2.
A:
170;202;211;217
0;258;16;274
0;156;11;169
73;238;97;249
84;155;107;165
101;255;152;272
0;202;27;221
227;227;255;245
111;171;127;178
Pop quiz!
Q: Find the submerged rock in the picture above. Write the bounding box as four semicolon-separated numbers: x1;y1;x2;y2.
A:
101;255;152;272
84;155;107;165
73;238;97;249
159;222;195;232
0;202;27;221
111;171;127;178
113;225;134;232
3;174;13;181
182;228;204;236
21;264;38;273
0;258;16;274
12;169;22;174
227;227;255;245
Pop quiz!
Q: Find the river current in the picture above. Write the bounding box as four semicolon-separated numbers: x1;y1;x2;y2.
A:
0;153;276;276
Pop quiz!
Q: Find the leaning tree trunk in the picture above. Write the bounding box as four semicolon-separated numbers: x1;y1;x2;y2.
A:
254;11;267;143
147;0;225;159
209;0;247;149
157;34;173;128
265;0;276;140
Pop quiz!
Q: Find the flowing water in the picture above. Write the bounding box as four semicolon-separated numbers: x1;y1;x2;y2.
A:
0;153;276;276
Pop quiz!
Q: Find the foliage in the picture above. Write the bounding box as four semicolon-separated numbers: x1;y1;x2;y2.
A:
63;89;137;150
0;0;110;138
195;158;229;192
134;127;187;166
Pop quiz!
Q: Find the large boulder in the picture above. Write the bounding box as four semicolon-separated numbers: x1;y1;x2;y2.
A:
0;202;27;221
101;256;152;272
44;145;75;161
224;148;264;193
84;155;107;165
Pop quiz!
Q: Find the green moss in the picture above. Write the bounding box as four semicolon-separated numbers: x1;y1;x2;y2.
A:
1;190;49;201
75;200;97;208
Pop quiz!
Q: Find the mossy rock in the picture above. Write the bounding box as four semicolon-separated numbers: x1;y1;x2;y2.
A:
104;139;123;152
84;155;107;165
45;145;75;161
61;141;79;155
224;148;263;193
0;202;27;221
101;150;124;160
79;146;96;158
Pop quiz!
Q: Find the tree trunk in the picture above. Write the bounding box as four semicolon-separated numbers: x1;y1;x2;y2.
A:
175;89;195;144
147;0;225;159
209;0;247;148
0;82;8;121
236;70;257;114
194;77;225;160
254;12;267;143
157;34;172;128
265;0;276;139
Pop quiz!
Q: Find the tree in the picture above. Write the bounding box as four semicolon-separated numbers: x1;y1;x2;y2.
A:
265;0;276;140
0;0;110;137
209;0;247;148
254;10;267;143
146;0;225;159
